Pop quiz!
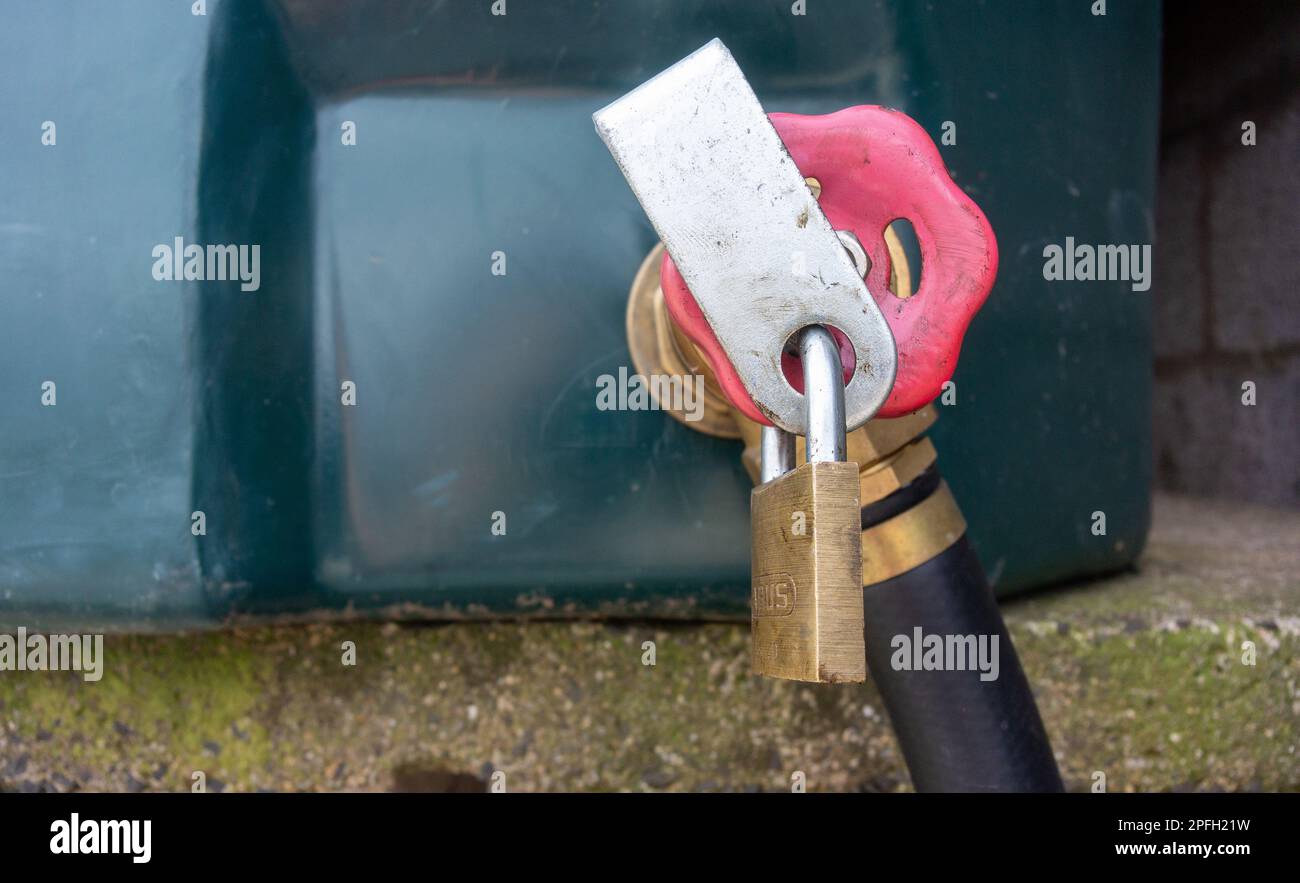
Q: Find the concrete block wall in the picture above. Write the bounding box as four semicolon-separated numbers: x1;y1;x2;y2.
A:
1153;1;1300;507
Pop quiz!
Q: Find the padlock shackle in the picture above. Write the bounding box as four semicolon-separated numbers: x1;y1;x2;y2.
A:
799;326;848;463
758;324;848;481
758;426;796;484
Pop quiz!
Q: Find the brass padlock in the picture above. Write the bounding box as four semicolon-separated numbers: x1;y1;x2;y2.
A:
750;327;866;683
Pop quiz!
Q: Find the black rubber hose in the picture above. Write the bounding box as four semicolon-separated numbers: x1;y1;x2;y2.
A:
861;470;1064;793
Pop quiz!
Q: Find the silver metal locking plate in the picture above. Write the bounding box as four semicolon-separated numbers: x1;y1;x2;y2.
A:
593;38;897;435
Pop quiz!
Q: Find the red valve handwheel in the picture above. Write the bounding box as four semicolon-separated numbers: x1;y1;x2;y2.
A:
660;105;998;423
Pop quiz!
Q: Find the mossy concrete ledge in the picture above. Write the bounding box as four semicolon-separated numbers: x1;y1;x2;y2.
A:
1;494;1296;792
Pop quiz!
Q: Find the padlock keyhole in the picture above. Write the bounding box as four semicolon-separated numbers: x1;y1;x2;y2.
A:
779;325;856;395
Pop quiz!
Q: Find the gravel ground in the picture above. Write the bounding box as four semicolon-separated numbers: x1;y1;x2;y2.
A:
1;493;1296;792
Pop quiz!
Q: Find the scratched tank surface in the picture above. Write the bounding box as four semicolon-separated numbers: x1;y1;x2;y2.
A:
0;1;1158;629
